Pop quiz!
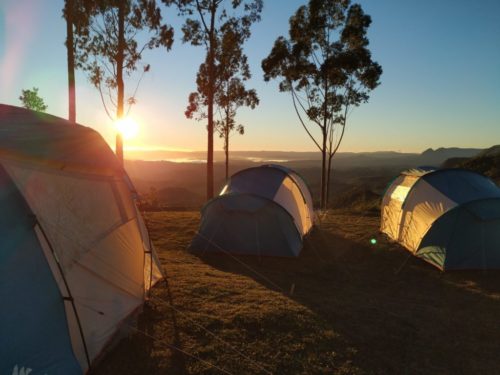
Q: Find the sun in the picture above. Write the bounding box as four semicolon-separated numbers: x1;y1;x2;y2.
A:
115;117;139;140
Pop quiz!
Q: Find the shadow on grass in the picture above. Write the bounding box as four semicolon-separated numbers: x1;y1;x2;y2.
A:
194;226;500;375
96;211;500;374
93;278;188;375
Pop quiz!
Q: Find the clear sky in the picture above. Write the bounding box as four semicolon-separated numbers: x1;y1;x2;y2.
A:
1;0;499;155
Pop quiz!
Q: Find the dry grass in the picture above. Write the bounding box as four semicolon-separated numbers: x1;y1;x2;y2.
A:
95;210;500;375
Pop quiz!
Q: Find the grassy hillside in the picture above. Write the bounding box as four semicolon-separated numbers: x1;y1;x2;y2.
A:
442;145;500;185
95;211;500;375
329;185;381;212
460;146;500;184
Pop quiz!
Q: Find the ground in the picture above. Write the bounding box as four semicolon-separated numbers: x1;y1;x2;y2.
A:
95;210;500;375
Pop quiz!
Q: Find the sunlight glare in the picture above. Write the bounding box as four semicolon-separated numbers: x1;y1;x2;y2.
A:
115;117;139;140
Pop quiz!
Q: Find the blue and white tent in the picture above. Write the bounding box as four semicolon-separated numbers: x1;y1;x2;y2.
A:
0;105;162;374
381;168;500;270
190;165;314;257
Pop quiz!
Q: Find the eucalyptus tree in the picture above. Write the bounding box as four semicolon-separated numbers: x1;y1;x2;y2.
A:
165;0;263;199
63;0;94;123
184;19;259;181
215;77;258;181
63;0;77;122
75;0;174;165
262;0;382;208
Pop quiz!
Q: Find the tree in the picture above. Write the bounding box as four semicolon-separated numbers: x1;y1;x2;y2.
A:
75;0;174;165
63;0;91;123
262;0;382;209
64;0;77;123
19;88;48;112
216;77;258;180
184;17;259;181
164;0;262;200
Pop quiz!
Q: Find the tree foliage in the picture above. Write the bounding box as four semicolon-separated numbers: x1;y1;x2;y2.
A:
164;0;262;199
215;76;259;180
183;14;259;180
19;88;48;112
262;0;382;208
214;77;259;145
73;0;173;165
75;0;174;121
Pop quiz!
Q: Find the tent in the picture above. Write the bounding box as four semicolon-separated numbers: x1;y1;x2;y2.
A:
381;167;500;270
190;165;314;257
0;104;162;374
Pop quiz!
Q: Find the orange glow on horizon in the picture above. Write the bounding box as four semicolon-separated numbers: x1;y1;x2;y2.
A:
123;145;194;152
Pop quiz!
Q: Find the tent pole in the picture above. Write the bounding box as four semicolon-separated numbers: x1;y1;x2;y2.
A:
137;201;156;298
35;219;92;371
147;238;154;296
255;217;262;264
444;209;461;270
481;222;486;271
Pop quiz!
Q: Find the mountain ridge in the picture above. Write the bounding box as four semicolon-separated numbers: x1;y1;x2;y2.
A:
124;147;484;164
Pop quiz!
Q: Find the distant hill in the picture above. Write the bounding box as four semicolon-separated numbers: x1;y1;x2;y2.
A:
441;157;470;169
458;145;500;184
125;146;491;209
126;147;485;170
419;147;482;166
476;145;500;158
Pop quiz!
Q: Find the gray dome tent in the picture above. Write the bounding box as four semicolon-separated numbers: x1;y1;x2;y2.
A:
190;165;314;257
381;168;500;270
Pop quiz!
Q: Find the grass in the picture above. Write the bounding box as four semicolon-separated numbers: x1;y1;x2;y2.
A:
95;210;500;375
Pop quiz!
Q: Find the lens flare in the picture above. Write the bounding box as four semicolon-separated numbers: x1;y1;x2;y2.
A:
115;117;139;140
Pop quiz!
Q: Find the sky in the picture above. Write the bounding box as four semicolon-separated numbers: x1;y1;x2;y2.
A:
0;0;499;156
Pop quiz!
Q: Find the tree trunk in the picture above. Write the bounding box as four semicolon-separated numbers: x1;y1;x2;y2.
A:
321;65;329;210
205;2;216;200
116;1;125;166
225;139;229;181
326;118;347;208
207;96;214;199
225;121;229;181
326;155;333;207
320;128;327;209
66;0;76;123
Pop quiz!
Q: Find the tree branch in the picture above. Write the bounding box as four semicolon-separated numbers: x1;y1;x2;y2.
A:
195;0;210;35
329;101;349;158
97;80;114;121
291;88;322;151
107;85;117;108
126;65;148;116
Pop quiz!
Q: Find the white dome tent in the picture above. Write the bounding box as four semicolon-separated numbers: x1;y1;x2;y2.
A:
381;167;500;270
0;104;162;374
